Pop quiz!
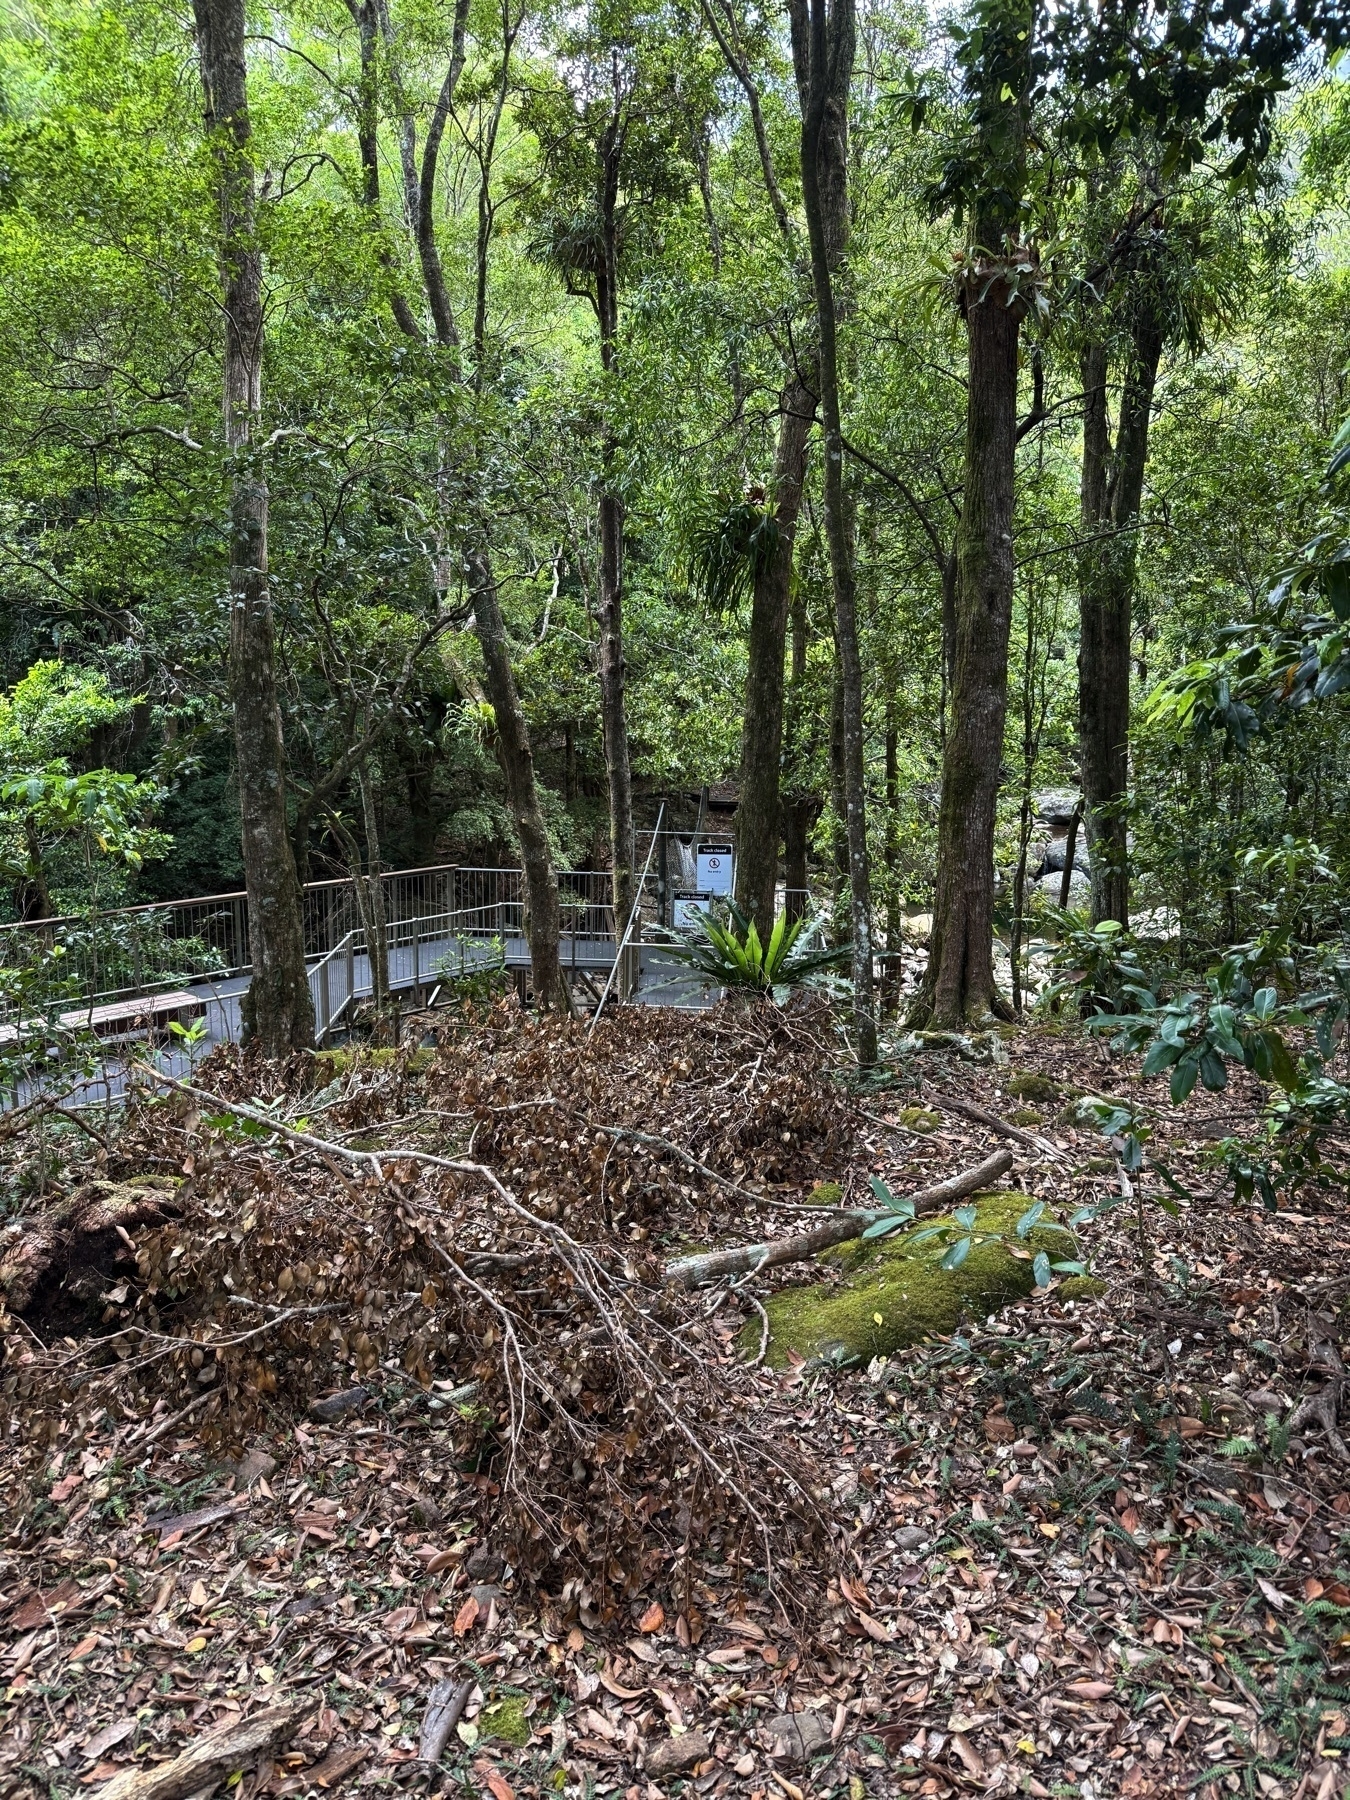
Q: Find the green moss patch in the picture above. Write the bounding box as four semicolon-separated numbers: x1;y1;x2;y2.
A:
312;1045;434;1083
1006;1107;1043;1126
898;1107;942;1132
1057;1275;1106;1301
1007;1071;1060;1104
480;1695;531;1746
807;1181;844;1206
748;1192;1079;1368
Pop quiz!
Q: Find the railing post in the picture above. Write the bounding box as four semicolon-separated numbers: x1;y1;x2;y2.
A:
347;936;354;1015
413;919;420;991
320;957;331;1045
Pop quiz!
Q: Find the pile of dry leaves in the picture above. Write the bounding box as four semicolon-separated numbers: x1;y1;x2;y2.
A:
2;999;1350;1800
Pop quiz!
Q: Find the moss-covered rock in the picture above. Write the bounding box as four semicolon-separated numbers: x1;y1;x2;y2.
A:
1006;1107;1043;1126
898;1107;941;1133
746;1192;1079;1368
1007;1071;1060;1104
480;1695;531;1746
807;1181;844;1206
1058;1275;1106;1301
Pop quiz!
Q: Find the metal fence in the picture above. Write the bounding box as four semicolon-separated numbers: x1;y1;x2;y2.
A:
0;861;669;1015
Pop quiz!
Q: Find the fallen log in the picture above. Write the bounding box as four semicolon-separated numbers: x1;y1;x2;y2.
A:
663;1148;1015;1287
93;1701;308;1800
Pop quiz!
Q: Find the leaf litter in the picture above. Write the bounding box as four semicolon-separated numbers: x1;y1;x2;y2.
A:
1;1000;1349;1799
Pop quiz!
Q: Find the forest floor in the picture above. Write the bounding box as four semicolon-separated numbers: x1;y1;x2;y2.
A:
2;998;1349;1800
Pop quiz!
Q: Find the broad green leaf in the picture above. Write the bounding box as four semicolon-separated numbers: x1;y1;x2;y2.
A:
941;1235;972;1271
1015;1201;1045;1238
1170;1055;1200;1104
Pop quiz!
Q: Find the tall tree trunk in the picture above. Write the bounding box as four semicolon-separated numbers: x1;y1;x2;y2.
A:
734;374;814;935
1077;309;1162;927
468;549;572;1013
919;287;1022;1026
828;654;848;893
193;0;313;1056
351;0;422;340
595;116;635;937
416;0;470;351
597;483;634;933
782;582;815;920
358;760;390;1025
914;5;1030;1029
793;0;875;1065
882;699;902;1015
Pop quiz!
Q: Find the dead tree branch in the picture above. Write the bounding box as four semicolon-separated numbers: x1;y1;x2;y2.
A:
663;1148;1015;1287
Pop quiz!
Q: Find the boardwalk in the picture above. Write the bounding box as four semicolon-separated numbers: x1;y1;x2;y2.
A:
2;863;721;1107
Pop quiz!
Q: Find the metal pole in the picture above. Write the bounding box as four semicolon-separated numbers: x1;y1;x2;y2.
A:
587;801;664;1038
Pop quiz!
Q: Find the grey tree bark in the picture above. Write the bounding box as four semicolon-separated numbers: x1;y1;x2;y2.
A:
193;0;313;1056
1077;306;1162;927
594;102;635;938
387;0;568;1011
914;4;1031;1029
468;550;572;1012
734;377;814;935
791;0;875;1065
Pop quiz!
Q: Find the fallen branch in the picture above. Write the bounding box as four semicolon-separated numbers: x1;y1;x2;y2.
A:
931;1092;1069;1162
663;1148;1015;1287
94;1701;308;1800
419;1675;475;1764
1287;1340;1349;1463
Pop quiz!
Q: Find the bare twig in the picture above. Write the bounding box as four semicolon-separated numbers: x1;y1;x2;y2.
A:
930;1091;1069;1162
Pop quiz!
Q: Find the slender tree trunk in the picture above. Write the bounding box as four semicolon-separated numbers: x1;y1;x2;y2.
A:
919;288;1022;1026
882;701;902;1015
1077;310;1162;927
734;374;814;935
358;761;390;1024
595;119;635;937
914;5;1030;1029
793;0;874;1064
828;655;848;893
416;0;470;352
782;583;815;921
193;0;313;1055
467;549;572;1013
351;0;422;340
597;483;634;933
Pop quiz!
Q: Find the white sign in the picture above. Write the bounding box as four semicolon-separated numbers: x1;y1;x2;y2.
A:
673;892;712;928
695;841;734;896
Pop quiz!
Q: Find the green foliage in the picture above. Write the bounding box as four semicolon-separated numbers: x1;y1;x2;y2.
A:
664;903;847;1001
687;497;781;613
1040;911;1162;1017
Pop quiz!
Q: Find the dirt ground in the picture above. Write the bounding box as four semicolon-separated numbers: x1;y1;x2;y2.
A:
2;1001;1348;1800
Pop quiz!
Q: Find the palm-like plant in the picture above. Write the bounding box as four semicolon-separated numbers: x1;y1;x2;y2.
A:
665;902;847;1000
